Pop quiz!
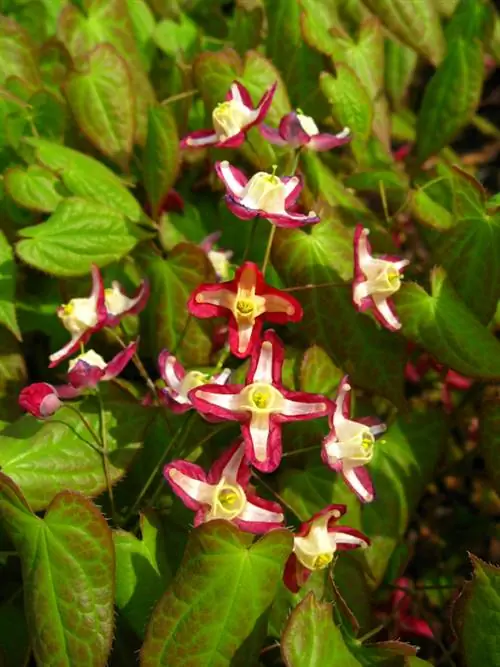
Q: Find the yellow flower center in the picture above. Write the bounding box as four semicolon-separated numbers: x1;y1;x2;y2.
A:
235;299;255;317
387;268;400;286
61;303;74;316
218;487;239;509
312;552;333;569
212;480;246;520
250;387;272;410
361;431;375;452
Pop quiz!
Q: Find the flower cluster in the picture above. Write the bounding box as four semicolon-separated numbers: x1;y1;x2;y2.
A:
19;80;411;593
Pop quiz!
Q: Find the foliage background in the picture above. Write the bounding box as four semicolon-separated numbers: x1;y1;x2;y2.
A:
0;0;500;665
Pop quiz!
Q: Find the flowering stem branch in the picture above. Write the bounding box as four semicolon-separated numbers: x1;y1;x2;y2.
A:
282;282;350;292
252;471;301;520
96;388;117;522
261;224;276;276
62;405;104;453
281;444;321;458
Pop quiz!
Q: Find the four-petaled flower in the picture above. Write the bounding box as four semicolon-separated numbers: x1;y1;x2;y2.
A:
190;330;332;472
188;262;302;358
164;441;284;533
19;343;137;418
49;265;149;367
283;505;370;592
260;111;351;152
180;81;276;149
157;350;231;413
321;376;386;503
353;225;409;331
215;160;320;227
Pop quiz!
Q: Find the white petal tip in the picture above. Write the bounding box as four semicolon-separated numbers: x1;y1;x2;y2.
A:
339;127;351;138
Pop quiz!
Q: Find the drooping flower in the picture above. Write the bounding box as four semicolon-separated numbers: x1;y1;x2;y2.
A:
321;376;386;503
164;441;284;533
180;81;277;149
157;350;231;413
49;265;149;367
199;231;233;281
189;330;332;472
283;505;370;592
260;111;351;151
352;225;409;331
188;262;302;358
375;577;434;641
20;344;137;418
215;160;320;227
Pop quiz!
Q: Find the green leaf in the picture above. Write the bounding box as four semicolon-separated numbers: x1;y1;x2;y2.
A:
0;476;114;667
126;0;156;70
229;0;264;56
434;193;500;324
114;512;172;639
384;39;418;109
360;0;445;65
272;222;406;407
0;16;40;87
4;164;65;213
65;44;134;169
140;521;292;667
154;14;199;60
410;186;454;231
16;197;143;277
0;231;20;340
0;596;30;667
320;66;373;162
416;39;484;163
143;106;180;220
394;268;500;379
299;0;341;57
453;555;500;667
25;137;142;221
242;50;291;125
0;329;26;424
280;408;447;586
0;398;151;511
300;345;343;396
263;0;327;117
140;243;216;366
479;392;500;495
445;0;493;44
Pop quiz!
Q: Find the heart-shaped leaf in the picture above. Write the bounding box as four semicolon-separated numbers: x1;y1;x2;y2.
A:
140;521;292;666
0;398;152;511
0;16;40;87
0;231;20;340
4;164;65;213
0;475;114;667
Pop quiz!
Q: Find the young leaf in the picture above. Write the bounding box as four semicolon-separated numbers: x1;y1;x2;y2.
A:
143;106;179;220
300;346;343;396
140;521;292;667
453;555;500;667
0;399;151;511
126;0;156;71
65;44;135;169
0;231;20;340
360;0;445;65
229;0;265;56
415;39;484;163
385;39;419;109
140;243;216;366
25;137;142;221
4;164;65;213
0;16;41;87
16;197;144;277
394;268;500;379
114;512;172;639
272;223;406;407
0;475;114;667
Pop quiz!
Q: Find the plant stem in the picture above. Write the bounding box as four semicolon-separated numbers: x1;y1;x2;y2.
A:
281;282;350;292
173;315;192;355
281;444;321;458
214;344;231;373
97;388;117;522
252;471;301;520
261;224;276;276
62;405;104;453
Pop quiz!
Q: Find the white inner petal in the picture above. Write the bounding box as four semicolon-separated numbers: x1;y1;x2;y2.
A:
252;340;274;383
248;412;271;462
361;259;402;298
68;349;106;370
163;356;183;394
105;283;132;316
195;389;244;412
326;419;374;465
373;296;401;330
168;469;214;504
240;173;286;214
343;467;373;502
297;113;319;136
293;521;336;570
220;443;246;484
239;500;283;524
59;296;98;335
212;99;253;139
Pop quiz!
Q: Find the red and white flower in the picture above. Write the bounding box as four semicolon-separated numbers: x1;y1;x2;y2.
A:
180;81;276;149
164;441;284;533
353;225;409;331
260;111;351;151
189;331;332;472
158;350;231;413
188;262;302;358
215;160;320;227
49;265;149;367
20;343;136;418
199;231;233;281
321;376;386;503
283;505;370;592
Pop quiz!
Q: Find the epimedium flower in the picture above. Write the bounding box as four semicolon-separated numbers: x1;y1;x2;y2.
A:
188;262;302;358
189;330;332;473
180;81;277;149
260;110;351;151
157;350;231;413
49;265;149;367
199;231;233;281
164;441;284;533
214;160;320;227
19;343;137;418
353;225;409;332
321;376;386;504
283;505;370;593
